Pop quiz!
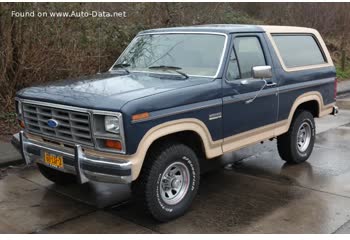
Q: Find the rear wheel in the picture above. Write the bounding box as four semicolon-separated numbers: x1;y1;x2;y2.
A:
132;142;200;222
277;110;315;164
37;164;77;185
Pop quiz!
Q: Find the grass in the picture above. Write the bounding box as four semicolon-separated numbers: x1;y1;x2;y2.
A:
336;64;350;81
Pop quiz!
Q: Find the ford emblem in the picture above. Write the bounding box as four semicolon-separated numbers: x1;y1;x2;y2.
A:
47;119;59;128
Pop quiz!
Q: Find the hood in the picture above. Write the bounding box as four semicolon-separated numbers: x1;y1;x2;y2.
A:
16;72;212;111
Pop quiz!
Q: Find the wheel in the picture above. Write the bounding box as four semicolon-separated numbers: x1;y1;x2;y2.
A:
132;142;200;222
37;163;77;185
277;110;315;164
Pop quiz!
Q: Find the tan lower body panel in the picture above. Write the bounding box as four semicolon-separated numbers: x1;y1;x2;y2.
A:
222;120;287;153
319;104;334;117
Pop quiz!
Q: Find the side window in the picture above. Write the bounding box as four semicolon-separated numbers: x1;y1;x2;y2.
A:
233;37;266;79
272;35;326;68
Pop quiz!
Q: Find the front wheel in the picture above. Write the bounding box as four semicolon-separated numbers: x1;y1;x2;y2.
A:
277;110;316;164
132;142;200;222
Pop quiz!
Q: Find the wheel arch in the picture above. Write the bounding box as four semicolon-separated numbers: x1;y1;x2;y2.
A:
276;91;325;136
130;118;222;180
288;91;323;122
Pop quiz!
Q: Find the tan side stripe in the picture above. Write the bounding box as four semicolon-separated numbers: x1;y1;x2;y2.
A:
222;120;287;153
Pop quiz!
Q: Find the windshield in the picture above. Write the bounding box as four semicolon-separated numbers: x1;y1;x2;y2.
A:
113;33;226;77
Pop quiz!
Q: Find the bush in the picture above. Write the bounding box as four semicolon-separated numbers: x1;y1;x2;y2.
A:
336;64;350;80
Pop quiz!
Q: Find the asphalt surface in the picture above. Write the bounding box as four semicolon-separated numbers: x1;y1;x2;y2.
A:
1;110;350;233
0;141;22;167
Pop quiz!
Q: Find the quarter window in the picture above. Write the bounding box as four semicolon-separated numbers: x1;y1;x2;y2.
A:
272;35;326;68
226;47;240;81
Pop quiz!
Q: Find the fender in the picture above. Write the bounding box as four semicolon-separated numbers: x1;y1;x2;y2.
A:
129;118;223;178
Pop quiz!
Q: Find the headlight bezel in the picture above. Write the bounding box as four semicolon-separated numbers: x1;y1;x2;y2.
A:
91;111;126;154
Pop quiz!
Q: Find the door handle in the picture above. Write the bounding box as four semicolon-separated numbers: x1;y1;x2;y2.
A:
240;80;249;85
266;82;277;87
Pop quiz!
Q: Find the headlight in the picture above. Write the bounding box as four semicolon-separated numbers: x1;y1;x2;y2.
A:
104;116;120;134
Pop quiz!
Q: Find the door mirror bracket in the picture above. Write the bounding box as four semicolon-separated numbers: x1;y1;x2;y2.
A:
245;79;267;104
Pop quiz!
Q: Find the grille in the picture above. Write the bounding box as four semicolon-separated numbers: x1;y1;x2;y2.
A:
23;103;93;146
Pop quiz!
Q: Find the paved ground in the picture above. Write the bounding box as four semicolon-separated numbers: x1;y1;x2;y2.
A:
0;107;349;233
0;141;22;167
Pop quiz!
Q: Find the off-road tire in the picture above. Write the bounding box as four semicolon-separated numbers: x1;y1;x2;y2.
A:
132;142;200;222
277;110;315;164
37;163;77;185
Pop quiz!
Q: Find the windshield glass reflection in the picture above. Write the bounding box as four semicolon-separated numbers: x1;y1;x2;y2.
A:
113;33;226;77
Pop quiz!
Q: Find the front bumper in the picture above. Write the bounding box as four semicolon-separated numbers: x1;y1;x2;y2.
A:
13;131;132;184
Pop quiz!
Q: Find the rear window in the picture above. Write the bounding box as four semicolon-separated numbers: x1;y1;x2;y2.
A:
272;35;326;68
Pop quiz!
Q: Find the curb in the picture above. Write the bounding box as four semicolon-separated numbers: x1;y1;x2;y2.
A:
337;99;350;110
11;133;20;151
338;80;350;96
338;89;350;96
0;159;24;169
0;134;24;168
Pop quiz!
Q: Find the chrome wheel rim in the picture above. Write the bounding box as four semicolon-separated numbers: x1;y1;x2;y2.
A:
297;121;312;152
160;162;190;205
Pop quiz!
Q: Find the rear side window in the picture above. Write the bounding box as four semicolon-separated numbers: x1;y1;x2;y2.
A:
233;37;266;79
272;35;326;68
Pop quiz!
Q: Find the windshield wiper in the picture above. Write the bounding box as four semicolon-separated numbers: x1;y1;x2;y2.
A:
112;63;130;74
148;65;189;79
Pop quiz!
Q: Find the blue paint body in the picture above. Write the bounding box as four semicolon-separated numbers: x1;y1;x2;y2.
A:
16;25;336;155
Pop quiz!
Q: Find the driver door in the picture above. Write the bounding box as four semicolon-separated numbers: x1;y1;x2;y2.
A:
222;33;278;152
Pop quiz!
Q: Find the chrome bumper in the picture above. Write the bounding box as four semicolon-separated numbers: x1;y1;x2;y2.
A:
15;131;132;184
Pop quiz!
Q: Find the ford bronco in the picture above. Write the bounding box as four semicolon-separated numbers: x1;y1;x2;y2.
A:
13;25;338;221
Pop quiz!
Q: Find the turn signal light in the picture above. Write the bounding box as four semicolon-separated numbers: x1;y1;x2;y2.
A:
132;112;149;121
104;139;122;151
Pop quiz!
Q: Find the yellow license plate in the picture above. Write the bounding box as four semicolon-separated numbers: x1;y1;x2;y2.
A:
44;152;63;168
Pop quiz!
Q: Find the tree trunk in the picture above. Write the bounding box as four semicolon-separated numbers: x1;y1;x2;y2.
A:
341;49;346;72
340;30;347;72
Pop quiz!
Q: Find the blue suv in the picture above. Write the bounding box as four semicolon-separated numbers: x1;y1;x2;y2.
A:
14;25;338;221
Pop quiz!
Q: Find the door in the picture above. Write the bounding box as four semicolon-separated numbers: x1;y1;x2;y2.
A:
222;33;278;151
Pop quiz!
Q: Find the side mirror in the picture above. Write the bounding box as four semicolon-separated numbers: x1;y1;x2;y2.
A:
252;66;272;79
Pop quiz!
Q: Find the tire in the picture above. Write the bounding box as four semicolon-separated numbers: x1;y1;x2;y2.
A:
132;142;200;222
277;110;316;164
37;164;77;185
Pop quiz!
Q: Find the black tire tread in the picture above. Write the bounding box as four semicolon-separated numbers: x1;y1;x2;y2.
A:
277;110;315;164
132;141;199;222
